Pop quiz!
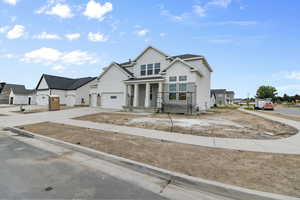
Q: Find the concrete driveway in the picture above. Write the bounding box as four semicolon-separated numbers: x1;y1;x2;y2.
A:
0;133;166;199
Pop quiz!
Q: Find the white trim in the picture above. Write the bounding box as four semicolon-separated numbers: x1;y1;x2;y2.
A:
133;45;169;62
98;62;132;80
163;58;203;76
124;79;165;84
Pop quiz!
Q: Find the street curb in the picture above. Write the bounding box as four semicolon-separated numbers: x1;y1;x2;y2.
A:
6;127;300;200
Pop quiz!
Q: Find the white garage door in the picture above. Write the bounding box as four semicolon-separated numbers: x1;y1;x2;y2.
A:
101;93;124;109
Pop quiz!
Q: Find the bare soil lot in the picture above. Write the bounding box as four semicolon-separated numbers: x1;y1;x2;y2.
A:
259;111;300;122
75;110;297;139
18;122;300;197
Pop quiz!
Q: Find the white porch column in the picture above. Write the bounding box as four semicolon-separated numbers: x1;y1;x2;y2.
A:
133;83;139;107
157;82;163;108
145;82;150;108
123;84;128;107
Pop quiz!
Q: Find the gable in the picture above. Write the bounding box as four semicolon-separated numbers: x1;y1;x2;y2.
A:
99;63;129;82
37;77;49;90
134;46;168;62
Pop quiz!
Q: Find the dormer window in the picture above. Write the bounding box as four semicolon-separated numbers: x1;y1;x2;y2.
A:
140;63;161;76
141;65;146;76
147;64;153;75
154;63;160;74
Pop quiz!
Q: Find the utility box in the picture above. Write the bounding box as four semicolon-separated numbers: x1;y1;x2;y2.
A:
49;95;60;111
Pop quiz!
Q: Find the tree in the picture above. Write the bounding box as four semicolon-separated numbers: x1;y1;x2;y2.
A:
256;86;278;100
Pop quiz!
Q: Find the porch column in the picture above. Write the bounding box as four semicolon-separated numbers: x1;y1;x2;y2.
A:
124;84;128;107
133;83;139;107
157;82;163;108
145;82;150;108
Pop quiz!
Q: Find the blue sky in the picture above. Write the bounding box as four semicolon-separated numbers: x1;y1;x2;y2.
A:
0;0;300;98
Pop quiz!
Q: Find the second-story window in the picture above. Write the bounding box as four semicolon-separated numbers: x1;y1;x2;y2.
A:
147;64;153;75
154;63;160;74
141;65;146;76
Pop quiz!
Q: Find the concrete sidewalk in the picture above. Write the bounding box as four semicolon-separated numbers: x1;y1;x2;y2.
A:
52;109;300;154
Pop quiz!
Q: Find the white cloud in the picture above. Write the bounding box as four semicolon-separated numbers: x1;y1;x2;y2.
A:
36;1;73;19
160;8;189;22
193;5;206;17
3;0;17;5
33;32;61;40
286;71;300;80
65;33;80;40
51;65;65;72
46;3;73;18
277;84;300;95
23;47;62;64
208;0;232;8
6;25;25;39
218;21;257;26
0;26;9;33
88;32;108;42
83;0;113;20
136;29;149;37
160;33;166;37
22;47;98;66
62;50;97;65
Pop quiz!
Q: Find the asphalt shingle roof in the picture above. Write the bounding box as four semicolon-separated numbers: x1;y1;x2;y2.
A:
4;84;35;95
169;54;203;60
41;74;97;90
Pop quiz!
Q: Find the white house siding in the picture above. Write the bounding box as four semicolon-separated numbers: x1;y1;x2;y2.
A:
134;48;169;78
97;65;129;108
36;90;50;106
9;91;36;105
187;60;211;110
38;77;49;89
51;90;67;105
75;79;97;105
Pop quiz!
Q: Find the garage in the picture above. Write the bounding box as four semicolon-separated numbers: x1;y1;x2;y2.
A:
101;93;124;109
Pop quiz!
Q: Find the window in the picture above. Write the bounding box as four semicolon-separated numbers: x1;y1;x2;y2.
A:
110;96;117;99
169;93;176;100
179;76;187;81
179;93;187;100
141;65;146;76
169;76;177;82
81;98;85;104
179;83;187;91
147;64;153;75
169;83;177;92
154;63;160;74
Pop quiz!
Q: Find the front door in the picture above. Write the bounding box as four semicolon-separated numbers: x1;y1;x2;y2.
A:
28;97;31;105
10;97;13;104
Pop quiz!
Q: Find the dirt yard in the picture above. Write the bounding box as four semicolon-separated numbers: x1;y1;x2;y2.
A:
259;111;300;122
75;110;297;139
18;122;300;197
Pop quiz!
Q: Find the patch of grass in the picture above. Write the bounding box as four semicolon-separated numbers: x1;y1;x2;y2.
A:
214;106;239;110
244;107;255;110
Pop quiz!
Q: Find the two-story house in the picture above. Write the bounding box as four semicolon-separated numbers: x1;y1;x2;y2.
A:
91;46;213;113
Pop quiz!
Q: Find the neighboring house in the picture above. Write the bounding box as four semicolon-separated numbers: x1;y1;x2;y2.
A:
91;46;213;113
226;91;235;104
211;89;235;106
9;87;36;105
210;91;217;107
0;82;7;104
35;74;97;107
0;84;35;105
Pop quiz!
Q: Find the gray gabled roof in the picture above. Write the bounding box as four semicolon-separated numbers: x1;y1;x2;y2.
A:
4;84;35;95
169;54;203;60
211;89;227;94
37;74;97;90
116;63;134;77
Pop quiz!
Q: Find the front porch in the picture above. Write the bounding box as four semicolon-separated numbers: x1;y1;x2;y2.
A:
124;78;164;111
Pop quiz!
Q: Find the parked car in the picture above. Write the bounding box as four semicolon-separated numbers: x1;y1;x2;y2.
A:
255;98;274;110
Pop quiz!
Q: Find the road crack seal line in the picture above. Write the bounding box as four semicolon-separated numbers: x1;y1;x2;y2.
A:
159;178;172;194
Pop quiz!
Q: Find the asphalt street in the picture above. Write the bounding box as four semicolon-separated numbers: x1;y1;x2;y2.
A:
0;134;166;200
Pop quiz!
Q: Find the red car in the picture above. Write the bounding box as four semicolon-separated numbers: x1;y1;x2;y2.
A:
263;103;274;110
